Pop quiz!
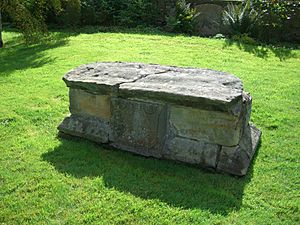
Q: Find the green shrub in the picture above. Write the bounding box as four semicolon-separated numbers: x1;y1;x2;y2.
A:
113;0;152;26
80;0;109;25
222;0;258;36
1;0;62;44
80;0;97;25
253;0;299;28
166;0;199;35
232;33;257;45
252;0;300;42
42;0;176;29
60;0;81;27
77;0;172;27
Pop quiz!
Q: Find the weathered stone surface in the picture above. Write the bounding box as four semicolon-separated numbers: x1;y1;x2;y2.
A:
165;137;220;168
241;92;252;129
169;105;242;146
216;124;261;176
58;62;261;176
119;68;243;113
69;88;111;120
63;62;244;113
110;98;167;157
63;62;170;94
58;115;110;143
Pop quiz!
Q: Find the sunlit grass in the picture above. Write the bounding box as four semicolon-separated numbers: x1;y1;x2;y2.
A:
0;27;299;224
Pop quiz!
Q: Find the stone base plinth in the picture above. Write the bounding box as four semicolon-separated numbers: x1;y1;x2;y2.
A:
58;62;261;176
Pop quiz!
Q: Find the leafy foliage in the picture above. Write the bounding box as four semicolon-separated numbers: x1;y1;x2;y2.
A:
166;0;199;34
47;0;175;28
222;0;258;36
252;0;300;41
80;0;109;25
0;0;61;43
231;33;257;45
253;0;300;28
58;0;81;27
222;0;300;42
1;0;298;44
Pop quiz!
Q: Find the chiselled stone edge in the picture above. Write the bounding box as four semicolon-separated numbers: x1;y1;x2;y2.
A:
57;115;110;144
62;62;244;113
57;114;261;176
216;124;262;176
62;62;172;95
119;88;244;114
63;79;119;95
64;62;241;85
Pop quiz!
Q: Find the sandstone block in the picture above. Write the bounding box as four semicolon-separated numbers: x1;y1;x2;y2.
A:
57;62;261;176
110;98;167;158
58;115;110;143
169;106;242;146
119;67;244;114
165;137;220;168
69;88;111;121
63;62;170;94
216;125;261;176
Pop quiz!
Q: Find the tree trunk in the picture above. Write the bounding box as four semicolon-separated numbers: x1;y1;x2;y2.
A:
0;10;3;48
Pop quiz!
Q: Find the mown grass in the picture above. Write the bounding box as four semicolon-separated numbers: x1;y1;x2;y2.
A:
0;27;299;224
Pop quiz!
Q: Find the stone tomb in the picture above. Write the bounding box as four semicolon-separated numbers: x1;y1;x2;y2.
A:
58;62;261;176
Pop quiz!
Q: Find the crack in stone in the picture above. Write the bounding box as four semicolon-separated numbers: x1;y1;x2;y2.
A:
215;145;223;169
120;69;172;86
113;69;172;94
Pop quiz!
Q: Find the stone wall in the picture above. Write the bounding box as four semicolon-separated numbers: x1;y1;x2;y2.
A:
58;62;261;176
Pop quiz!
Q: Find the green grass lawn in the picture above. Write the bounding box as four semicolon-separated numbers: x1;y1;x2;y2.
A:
0;27;299;224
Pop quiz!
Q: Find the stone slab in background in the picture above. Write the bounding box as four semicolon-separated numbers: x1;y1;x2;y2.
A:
194;4;224;36
58;62;261;176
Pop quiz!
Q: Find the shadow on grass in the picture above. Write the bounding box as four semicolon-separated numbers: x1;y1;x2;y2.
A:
42;137;261;215
61;25;179;37
223;39;298;61
0;31;77;76
0;26;179;76
58;26;299;62
2;25;298;76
